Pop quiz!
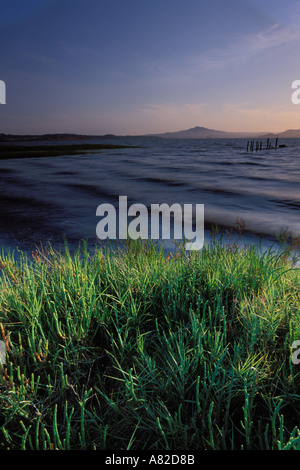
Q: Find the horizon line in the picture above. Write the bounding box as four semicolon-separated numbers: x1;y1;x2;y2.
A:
1;125;300;138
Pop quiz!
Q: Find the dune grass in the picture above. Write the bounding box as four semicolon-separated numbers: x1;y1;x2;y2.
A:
0;236;299;450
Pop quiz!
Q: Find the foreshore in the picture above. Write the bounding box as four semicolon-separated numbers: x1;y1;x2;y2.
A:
0;143;142;159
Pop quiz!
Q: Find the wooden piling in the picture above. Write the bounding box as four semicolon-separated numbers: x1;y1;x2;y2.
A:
246;137;279;152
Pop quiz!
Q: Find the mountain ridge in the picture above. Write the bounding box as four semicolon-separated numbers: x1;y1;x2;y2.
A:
147;126;264;139
148;126;300;139
1;126;300;141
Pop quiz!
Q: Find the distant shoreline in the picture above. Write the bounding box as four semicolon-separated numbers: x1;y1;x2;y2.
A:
1;125;300;141
0;143;142;159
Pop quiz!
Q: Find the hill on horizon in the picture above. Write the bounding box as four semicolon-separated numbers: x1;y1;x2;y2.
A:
262;128;300;138
148;126;300;139
1;126;300;141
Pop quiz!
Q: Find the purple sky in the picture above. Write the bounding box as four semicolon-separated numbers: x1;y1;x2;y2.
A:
1;0;300;135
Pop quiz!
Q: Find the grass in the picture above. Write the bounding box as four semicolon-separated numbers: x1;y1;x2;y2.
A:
0;143;141;159
0;235;299;450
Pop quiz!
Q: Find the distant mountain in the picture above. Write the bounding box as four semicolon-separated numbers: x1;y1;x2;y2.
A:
1;126;300;142
148;126;266;139
262;129;300;138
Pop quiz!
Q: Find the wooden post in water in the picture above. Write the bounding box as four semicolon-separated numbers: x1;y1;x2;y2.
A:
247;137;280;152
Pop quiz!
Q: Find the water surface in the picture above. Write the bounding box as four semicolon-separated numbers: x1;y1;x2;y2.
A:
0;137;298;255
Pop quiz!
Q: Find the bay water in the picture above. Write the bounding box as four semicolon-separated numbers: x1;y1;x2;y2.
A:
0;136;299;257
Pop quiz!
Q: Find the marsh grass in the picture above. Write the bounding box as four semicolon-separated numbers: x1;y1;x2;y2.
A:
0;143;141;160
0;236;299;450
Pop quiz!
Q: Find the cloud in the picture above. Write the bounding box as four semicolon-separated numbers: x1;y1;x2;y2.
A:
134;23;300;90
187;23;300;72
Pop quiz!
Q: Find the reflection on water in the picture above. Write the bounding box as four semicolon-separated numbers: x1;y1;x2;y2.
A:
0;137;299;255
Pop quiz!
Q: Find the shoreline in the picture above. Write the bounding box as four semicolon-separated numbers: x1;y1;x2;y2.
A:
0;143;142;159
0;225;298;267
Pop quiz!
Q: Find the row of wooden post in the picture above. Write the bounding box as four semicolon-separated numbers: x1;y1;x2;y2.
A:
247;138;278;152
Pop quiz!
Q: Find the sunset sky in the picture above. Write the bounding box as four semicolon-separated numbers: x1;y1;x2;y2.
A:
1;0;300;135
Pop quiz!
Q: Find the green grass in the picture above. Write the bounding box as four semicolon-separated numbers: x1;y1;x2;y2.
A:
0;236;299;450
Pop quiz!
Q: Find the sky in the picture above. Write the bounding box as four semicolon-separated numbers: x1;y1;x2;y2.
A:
1;0;300;135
